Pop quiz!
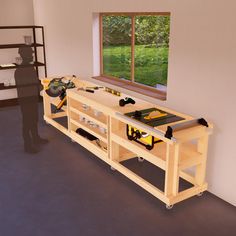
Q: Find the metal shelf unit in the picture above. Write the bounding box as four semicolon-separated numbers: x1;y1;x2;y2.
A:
0;25;47;106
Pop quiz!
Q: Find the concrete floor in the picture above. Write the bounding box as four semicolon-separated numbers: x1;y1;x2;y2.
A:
0;105;236;236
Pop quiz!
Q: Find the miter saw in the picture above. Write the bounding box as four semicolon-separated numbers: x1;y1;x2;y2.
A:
45;75;76;112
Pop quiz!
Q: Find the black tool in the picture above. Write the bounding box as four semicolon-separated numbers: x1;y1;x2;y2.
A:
119;97;135;107
86;86;103;90
133;110;142;119
76;128;107;151
77;88;94;93
76;128;97;141
125;108;184;127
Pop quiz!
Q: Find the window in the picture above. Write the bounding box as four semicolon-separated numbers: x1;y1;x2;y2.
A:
102;16;132;81
99;13;170;98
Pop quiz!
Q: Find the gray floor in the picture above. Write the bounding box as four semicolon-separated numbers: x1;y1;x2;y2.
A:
0;105;236;236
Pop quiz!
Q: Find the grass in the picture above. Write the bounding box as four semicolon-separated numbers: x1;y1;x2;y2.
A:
103;45;169;86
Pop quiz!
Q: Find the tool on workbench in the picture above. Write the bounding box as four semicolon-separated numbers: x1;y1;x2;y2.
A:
125;108;209;149
76;128;107;150
119;97;136;107
105;87;121;96
77;86;104;93
77;87;95;93
45;75;76;112
86;86;104;90
144;110;167;120
125;108;185;150
127;126;162;150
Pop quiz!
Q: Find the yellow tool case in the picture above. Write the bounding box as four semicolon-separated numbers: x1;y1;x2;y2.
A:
126;125;162;150
125;108;185;150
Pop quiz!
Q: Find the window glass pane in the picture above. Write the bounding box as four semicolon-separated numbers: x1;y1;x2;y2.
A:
134;15;170;87
102;16;131;80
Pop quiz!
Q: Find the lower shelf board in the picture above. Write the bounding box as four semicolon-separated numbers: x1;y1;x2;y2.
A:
111;158;204;205
70;130;109;163
119;147;137;162
168;183;208;205
110;161;169;204
69;106;107;129
111;130;203;171
70;118;107;143
112;132;166;170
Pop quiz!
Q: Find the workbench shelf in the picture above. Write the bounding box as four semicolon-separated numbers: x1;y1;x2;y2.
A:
69;99;108;127
111;127;203;170
110;118;204;169
109;115;209;205
111;131;166;169
70;107;107;129
41;77;212;209
66;93;109;159
70;130;108;161
70;118;107;143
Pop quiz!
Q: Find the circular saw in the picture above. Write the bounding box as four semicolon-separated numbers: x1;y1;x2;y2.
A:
46;77;74;97
45;76;76;111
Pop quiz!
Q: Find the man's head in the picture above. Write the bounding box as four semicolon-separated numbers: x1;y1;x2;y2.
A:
18;46;34;63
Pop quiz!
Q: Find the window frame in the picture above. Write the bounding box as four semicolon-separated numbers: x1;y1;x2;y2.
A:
97;12;171;100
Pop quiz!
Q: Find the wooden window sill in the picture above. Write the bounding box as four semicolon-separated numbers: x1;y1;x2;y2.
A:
92;76;167;101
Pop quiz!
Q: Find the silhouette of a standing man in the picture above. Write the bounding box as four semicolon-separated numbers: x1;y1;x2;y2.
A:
15;46;48;154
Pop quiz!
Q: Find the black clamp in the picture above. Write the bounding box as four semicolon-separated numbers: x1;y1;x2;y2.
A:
165;126;173;139
119;97;136;107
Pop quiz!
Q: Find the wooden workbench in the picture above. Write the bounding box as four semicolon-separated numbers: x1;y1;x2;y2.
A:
41;77;213;209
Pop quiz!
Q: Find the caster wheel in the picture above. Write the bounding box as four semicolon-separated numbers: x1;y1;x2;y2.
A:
110;166;116;171
138;157;144;162
197;192;204;197
71;139;76;143
166;204;174;210
45;121;49;125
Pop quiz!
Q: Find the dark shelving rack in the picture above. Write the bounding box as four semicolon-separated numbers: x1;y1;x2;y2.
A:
0;43;44;49
0;62;45;70
0;25;47;106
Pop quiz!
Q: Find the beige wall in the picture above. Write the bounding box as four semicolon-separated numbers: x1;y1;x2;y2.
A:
33;0;236;206
0;0;34;25
0;0;34;100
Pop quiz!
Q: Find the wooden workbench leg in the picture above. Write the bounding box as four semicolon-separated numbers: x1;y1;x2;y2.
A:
195;135;209;186
67;96;71;132
43;91;52;118
110;142;120;162
164;144;180;197
107;116;111;159
109;117;120;162
172;144;180;196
